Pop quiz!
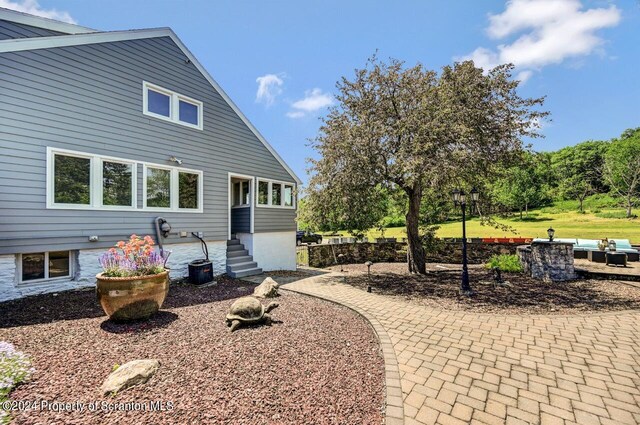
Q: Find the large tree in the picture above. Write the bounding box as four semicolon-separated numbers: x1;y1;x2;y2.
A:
305;57;546;274
603;129;640;218
551;140;609;212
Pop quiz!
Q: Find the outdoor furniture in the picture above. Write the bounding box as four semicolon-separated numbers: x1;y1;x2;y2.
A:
609;239;640;261
606;252;627;267
588;250;606;263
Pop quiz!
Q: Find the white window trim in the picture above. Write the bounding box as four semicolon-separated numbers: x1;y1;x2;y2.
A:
143;81;203;130
142;164;204;213
47;147;203;213
47;147;137;211
255;178;296;209
17;251;74;285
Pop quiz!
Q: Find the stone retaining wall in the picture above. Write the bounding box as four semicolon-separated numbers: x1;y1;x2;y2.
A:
308;241;519;268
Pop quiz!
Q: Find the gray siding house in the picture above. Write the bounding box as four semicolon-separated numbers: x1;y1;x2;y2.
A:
0;8;300;301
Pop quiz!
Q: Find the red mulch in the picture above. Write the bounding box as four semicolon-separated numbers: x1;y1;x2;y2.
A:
0;276;384;424
328;262;640;314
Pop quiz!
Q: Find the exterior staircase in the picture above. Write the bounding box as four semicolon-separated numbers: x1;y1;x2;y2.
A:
226;237;263;278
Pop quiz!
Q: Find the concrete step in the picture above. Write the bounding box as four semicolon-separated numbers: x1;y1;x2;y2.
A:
228;267;263;279
226;261;258;273
227;249;249;258
227;255;254;265
227;244;245;252
227;239;241;246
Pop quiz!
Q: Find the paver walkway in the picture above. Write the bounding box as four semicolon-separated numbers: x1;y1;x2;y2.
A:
281;272;640;425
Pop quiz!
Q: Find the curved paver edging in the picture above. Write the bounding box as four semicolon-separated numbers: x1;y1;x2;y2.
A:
281;273;405;425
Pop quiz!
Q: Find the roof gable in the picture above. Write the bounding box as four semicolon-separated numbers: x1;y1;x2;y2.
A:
0;26;301;184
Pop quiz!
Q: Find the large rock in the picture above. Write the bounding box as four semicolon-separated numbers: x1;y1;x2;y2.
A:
253;277;280;298
101;359;160;395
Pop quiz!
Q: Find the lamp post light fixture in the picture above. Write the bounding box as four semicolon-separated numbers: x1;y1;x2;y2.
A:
547;227;555;242
365;261;373;293
452;187;479;296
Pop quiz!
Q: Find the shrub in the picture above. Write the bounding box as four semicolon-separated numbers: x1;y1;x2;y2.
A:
0;342;34;424
486;254;523;273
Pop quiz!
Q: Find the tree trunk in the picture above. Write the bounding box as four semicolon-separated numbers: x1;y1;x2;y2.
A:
519;208;523;220
579;197;584;213
627;197;633;218
525;203;529;216
405;186;426;274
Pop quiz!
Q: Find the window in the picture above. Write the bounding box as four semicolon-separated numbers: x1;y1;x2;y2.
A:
48;148;136;210
20;251;71;283
47;148;201;212
143;82;203;130
284;184;294;207
102;161;133;207
143;165;203;212
256;179;295;208
179;172;200;209
258;181;269;205
54;153;91;205
272;183;282;206
146;167;172;208
232;181;250;207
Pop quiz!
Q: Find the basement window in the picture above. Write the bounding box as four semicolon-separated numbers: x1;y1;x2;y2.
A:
143;81;203;130
19;251;72;283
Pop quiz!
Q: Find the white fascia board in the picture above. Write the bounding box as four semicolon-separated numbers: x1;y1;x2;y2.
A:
0;7;96;34
0;27;303;185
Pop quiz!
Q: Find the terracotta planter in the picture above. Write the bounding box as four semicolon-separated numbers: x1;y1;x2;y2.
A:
96;271;169;321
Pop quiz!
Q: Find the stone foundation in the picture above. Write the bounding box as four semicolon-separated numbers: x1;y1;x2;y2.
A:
0;240;226;302
517;242;576;282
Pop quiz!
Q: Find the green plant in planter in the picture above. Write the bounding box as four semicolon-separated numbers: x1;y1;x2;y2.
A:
486;254;523;273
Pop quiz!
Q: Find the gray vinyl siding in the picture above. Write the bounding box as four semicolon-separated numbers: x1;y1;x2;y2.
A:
0;36;297;254
230;208;250;234
254;207;297;232
0;19;64;40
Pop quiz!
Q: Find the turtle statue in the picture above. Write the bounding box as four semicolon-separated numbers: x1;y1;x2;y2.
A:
226;296;279;332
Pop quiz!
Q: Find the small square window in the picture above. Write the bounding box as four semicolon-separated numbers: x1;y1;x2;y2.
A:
147;89;171;117
179;100;199;126
48;251;70;278
21;251;71;283
22;253;45;281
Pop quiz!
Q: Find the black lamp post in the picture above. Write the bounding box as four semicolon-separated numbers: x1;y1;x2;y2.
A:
452;187;479;295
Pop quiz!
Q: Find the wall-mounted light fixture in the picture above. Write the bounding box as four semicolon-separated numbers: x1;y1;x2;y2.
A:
169;156;183;165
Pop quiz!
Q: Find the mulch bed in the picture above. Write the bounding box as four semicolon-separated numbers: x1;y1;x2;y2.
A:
0;276;384;424
328;262;640;314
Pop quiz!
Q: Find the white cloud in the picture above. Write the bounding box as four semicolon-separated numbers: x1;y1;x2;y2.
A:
461;0;621;81
0;0;77;23
286;88;333;118
255;74;284;106
285;111;305;119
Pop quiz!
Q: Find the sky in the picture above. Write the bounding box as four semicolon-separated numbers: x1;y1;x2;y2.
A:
3;0;639;185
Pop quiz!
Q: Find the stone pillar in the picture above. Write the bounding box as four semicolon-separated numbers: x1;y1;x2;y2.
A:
518;241;576;282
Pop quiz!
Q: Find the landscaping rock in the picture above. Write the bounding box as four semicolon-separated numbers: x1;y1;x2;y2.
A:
101;359;160;395
252;277;280;298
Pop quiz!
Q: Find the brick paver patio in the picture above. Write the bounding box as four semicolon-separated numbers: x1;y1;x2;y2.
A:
281;272;640;425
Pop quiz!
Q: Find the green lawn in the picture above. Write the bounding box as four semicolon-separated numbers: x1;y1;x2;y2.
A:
324;207;640;243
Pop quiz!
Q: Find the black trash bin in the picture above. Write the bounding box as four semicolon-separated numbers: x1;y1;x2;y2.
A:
189;259;213;285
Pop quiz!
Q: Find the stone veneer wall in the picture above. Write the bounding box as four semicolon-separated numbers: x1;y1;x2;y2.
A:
307;241;518;269
0;240;226;302
517;242;576;282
